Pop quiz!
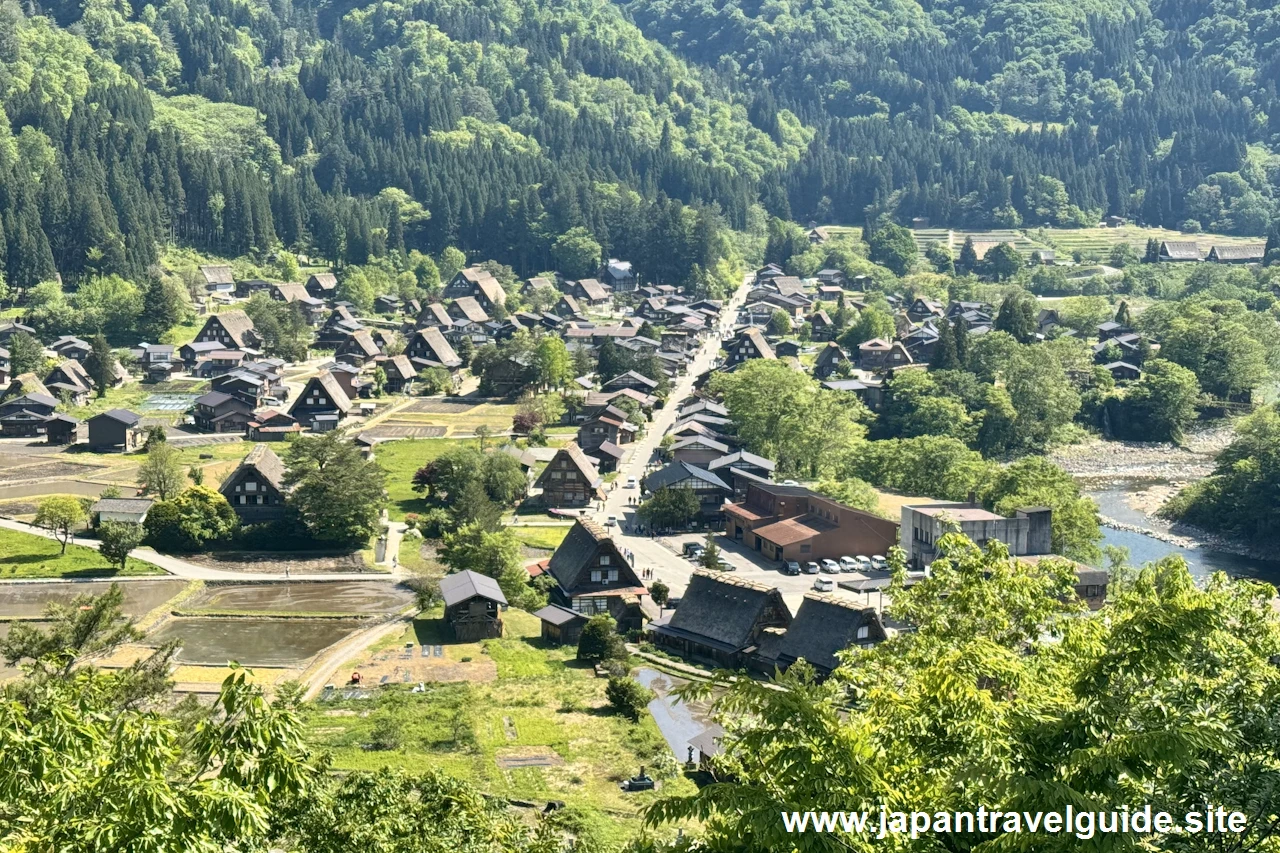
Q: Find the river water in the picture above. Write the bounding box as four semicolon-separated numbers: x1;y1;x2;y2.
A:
1086;481;1280;586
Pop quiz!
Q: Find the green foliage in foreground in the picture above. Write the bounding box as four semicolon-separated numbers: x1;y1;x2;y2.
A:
648;539;1280;851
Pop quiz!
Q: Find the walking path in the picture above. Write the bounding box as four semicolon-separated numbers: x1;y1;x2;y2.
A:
0;517;395;583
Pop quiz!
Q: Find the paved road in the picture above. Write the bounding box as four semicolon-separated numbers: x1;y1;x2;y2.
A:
586;275;752;609
0;517;397;583
586;275;885;615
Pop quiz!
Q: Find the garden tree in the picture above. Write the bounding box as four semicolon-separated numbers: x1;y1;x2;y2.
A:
143;425;168;449
143;487;239;552
455;334;475;366
33;496;86;554
514;390;566;434
451;478;504;530
337;268;375;312
245;293;312;361
1114;300;1132;326
285;768;564;853
439;523;535;606
866;223;916;276
636;487;700;531
83;333;115;398
411;253;442;295
1160;403;1280;543
838;305;895;348
950;316;970;364
697;533;722;569
97;521;143;571
0;667;315;852
577;614;626;662
1144;237;1162;262
994;290;1039;342
929;318;959;370
372;366;387;396
416;366;453;395
957;236;979;272
649;580;670;608
283;431;388;545
965;330;1020;383
475;425;493;450
413;445;487;500
812;478;879;513
606;676;655;721
141;274;190;338
982;456;1103;562
596;337;633;383
7;330;44;376
924;241;953;273
709;360;867;476
551;227;602;279
137;440;186;500
1112;359;1201;442
766;309;791;337
533;335;572;388
482;452;529;506
1108;241;1140;268
275;250;301;282
983;242;1023;280
438;247;467;283
75;275;144;338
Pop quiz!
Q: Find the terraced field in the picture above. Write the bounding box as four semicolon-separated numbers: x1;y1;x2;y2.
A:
1027;226;1263;260
820;224;1266;264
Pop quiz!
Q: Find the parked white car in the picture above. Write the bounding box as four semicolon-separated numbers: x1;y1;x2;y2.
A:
813;576;835;593
838;556;858;573
820;558;840;574
625;477;638;489
856;555;874;571
871;555;888;570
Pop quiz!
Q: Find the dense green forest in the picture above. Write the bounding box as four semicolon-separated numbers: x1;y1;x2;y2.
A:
3;0;1280;294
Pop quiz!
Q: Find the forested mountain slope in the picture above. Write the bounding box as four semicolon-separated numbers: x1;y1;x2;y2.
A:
1;0;1279;293
627;0;1280;230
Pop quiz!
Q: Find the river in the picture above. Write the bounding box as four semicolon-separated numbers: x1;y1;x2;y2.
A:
1086;481;1280;586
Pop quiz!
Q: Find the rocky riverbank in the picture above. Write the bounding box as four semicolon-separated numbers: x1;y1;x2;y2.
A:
1050;425;1233;481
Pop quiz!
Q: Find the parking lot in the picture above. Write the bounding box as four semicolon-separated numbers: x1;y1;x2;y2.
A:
648;530;891;615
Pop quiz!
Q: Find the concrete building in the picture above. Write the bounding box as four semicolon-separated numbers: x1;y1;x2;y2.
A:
899;503;1052;569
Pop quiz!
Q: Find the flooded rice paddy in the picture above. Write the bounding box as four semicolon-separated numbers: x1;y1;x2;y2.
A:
0;579;187;619
187;581;414;614
146;617;367;666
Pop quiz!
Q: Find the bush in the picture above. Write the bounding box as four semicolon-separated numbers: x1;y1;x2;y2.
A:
577;614;626;662
605;676;655;721
368;715;404;751
601;658;630;678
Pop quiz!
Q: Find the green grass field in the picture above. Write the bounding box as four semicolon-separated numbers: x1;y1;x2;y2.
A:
511;525;572;552
0;528;166;579
372;438;476;520
304;609;693;849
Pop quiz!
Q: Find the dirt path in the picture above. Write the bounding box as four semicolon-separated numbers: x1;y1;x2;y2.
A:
298;615;414;700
